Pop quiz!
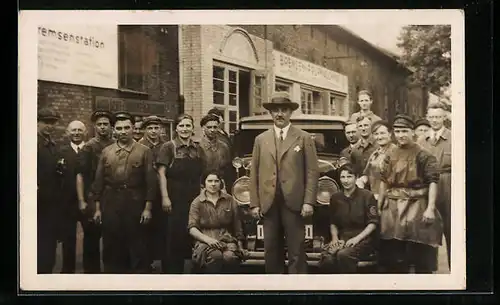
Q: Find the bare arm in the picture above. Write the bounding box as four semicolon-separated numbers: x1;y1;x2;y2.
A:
427;182;438;211
377;181;387;211
353;223;376;242
76;173;85;202
329;224;340;242
157;165;169;200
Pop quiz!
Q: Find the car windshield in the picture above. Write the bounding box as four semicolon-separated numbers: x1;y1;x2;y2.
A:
233;128;349;157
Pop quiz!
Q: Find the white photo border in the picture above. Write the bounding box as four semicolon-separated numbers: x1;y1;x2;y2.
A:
19;9;466;291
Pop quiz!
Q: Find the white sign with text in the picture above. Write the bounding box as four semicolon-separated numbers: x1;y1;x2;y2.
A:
37;24;118;89
273;50;348;93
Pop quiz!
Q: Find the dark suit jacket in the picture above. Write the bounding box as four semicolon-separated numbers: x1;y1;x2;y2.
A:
249;125;319;214
58;142;82;219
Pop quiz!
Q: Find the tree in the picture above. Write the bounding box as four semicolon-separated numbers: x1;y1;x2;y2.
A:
397;25;451;97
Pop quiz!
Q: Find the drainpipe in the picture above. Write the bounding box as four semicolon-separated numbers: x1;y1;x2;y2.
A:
177;25;184;114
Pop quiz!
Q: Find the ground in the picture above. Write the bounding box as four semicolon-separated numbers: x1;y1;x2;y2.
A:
53;223;450;274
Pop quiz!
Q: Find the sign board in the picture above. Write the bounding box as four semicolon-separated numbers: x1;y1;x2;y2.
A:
273;50;348;93
95;96;177;119
38;25;118;89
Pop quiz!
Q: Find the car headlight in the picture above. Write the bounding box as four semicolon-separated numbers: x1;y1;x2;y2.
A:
232;176;251;206
316;176;339;205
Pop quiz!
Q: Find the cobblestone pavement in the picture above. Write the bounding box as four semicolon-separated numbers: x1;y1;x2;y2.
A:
52;223;450;274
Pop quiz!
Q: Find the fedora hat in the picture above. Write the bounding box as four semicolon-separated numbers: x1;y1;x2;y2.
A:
262;92;299;111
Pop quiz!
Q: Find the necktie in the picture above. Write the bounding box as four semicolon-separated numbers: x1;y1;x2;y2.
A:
430;134;438;146
77;146;81;154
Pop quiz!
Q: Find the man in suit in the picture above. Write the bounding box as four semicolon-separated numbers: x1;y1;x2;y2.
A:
249;92;319;274
417;101;452;269
37;107;62;273
58;120;87;273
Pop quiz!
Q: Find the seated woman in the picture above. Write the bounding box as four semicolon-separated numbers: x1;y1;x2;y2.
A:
187;170;246;274
319;163;379;273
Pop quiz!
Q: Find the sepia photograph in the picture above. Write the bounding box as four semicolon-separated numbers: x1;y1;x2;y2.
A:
19;10;465;291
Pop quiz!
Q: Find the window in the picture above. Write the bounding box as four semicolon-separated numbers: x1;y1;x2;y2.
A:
212;62;240;134
300;89;313;114
254;75;264;111
329;93;347;117
275;80;292;94
119;26;155;92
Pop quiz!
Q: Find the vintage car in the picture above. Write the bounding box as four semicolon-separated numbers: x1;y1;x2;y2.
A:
229;113;377;273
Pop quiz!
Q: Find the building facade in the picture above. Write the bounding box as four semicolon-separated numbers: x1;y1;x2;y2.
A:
180;24;428;137
37;25;180;142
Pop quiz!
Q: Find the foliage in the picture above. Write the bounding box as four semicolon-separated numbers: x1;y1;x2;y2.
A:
397;25;451;96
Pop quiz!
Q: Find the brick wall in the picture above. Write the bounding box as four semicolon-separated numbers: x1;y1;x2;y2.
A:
236;25;423;122
38;25;181;143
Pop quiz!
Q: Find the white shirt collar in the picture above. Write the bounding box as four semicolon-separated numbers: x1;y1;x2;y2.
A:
430;127;445;140
71;141;85;153
273;123;291;140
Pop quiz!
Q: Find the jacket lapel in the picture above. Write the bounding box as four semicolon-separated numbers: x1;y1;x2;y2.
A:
264;129;277;161
278;126;299;161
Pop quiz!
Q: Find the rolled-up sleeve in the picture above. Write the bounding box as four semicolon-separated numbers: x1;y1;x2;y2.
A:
365;193;379;226
379;154;391;183
231;198;245;241
90;151;106;201
418;150;440;185
156;142;173;169
187;197;201;232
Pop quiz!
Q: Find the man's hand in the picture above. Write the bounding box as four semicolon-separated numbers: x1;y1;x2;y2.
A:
300;203;314;218
78;200;88;212
93;210;102;225
251;207;262;220
162;196;172;213
345;236;361;247
140;209;152;224
422;207;436;224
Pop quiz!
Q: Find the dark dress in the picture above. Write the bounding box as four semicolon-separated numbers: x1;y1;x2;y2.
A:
156;137;203;274
319;187;379;273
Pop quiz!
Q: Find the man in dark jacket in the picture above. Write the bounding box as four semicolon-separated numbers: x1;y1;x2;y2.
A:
37;107;62;273
75;110;115;273
58;120;87;273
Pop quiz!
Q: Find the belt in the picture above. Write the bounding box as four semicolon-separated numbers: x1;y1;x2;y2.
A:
386;187;428;199
105;183;141;190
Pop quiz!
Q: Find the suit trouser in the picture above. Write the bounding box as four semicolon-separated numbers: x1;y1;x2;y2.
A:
60;215;102;274
37;209;57;274
437;172;451;269
262;190;307;274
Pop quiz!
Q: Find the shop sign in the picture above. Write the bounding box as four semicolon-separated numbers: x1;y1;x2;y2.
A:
273;50;348;93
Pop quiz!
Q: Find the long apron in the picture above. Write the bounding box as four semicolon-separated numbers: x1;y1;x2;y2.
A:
164;154;203;273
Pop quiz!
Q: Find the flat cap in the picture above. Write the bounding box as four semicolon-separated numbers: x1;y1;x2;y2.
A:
392;114;415;129
113;111;134;124
207;107;224;120
371;119;391;132
90;110;113;123
142;115;162;128
200;113;220;127
414;118;431;128
37;107;61;122
263;92;299;111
